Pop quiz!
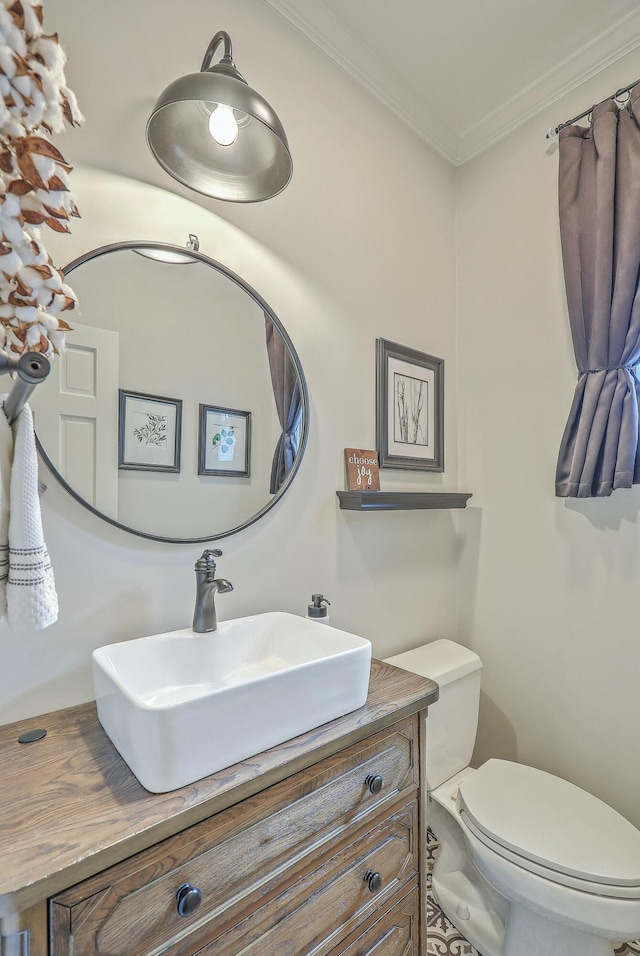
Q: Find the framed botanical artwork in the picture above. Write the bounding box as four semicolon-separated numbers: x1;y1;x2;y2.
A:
376;338;444;472
198;404;251;477
118;389;182;472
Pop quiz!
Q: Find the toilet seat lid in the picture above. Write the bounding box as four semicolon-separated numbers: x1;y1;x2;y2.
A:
457;759;640;888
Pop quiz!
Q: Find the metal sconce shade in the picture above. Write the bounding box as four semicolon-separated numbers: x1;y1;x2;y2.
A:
146;31;292;202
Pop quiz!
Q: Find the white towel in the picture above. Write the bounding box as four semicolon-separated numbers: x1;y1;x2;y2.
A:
0;403;10;617
0;399;58;630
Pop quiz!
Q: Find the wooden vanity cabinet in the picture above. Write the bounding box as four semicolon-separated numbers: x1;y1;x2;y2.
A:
0;661;437;956
51;717;420;956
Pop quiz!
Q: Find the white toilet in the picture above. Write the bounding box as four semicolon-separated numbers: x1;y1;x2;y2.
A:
385;640;640;956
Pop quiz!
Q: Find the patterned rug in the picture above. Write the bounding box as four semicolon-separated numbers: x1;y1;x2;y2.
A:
426;829;640;955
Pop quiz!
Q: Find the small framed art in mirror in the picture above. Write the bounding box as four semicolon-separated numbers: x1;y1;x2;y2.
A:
198;404;251;478
118;389;182;473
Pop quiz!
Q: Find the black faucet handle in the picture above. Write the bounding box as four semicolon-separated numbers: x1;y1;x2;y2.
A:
195;549;223;572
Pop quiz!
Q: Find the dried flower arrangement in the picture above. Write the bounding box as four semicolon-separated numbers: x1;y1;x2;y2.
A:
0;0;82;357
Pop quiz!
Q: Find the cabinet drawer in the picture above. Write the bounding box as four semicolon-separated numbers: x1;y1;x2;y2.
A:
336;886;420;956
50;717;418;956
195;799;418;956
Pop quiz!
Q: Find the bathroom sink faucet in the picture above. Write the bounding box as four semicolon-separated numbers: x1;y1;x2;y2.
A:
192;549;233;633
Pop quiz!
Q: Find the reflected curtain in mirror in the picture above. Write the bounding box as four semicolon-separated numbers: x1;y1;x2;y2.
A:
556;88;640;497
266;316;303;494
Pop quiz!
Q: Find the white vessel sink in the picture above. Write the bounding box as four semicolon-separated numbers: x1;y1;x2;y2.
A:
92;611;372;792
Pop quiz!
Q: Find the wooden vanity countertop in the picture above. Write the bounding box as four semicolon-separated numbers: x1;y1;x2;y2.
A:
0;658;437;916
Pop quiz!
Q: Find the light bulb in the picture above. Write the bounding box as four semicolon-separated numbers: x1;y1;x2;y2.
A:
208;104;238;146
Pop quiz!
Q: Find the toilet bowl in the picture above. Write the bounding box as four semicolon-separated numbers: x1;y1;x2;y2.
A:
385;641;640;956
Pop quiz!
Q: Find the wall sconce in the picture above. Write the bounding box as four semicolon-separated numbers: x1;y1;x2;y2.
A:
146;31;292;203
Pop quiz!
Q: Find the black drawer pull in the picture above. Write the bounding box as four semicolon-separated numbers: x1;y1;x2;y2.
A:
365;773;383;794
176;882;202;917
363;870;382;893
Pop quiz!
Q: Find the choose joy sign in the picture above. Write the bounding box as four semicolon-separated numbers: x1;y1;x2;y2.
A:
344;448;381;491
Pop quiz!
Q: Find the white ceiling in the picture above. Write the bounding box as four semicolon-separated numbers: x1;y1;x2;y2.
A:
264;0;640;165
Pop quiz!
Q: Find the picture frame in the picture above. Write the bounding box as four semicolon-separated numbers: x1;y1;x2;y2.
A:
118;389;182;473
198;404;251;477
375;338;444;471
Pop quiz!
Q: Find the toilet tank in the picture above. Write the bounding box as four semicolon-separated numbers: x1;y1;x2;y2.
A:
384;640;482;791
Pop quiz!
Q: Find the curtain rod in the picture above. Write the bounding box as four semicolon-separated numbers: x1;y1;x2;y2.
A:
546;78;640;139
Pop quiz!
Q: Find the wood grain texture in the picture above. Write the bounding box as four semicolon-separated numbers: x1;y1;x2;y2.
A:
418;706;429;953
335;885;419;956
20;901;48;956
50;719;419;956
189;800;419;956
0;659;436;916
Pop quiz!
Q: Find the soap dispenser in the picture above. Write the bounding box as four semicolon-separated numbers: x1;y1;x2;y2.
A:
306;593;331;625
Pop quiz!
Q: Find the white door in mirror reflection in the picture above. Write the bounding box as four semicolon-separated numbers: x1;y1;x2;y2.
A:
34;322;119;514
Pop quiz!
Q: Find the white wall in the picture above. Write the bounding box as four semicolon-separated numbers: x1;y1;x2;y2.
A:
0;0;459;723
456;49;640;828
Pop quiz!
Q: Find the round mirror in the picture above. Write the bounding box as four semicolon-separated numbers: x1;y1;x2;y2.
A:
31;241;309;543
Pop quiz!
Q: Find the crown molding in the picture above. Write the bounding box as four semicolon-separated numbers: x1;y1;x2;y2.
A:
264;0;640;166
456;6;640;164
263;0;460;164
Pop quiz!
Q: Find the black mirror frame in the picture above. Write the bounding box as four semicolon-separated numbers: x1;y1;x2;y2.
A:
36;240;310;544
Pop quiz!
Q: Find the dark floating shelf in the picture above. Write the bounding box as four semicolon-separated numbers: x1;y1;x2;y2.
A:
336;491;473;512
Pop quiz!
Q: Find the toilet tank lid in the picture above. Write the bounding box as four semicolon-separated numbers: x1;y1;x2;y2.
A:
385;640;481;687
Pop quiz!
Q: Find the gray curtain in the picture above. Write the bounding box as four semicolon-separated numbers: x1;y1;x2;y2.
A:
265;317;302;494
556;88;640;497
